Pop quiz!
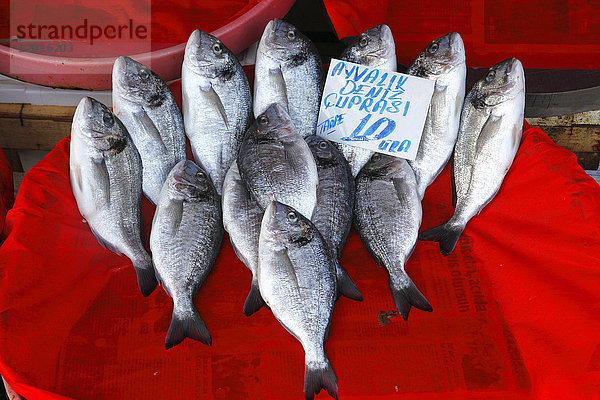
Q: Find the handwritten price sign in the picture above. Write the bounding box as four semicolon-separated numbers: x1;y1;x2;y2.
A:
316;59;435;161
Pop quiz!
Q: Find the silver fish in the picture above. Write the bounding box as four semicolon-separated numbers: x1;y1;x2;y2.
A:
182;30;252;195
238;103;318;219
354;153;432;319
149;159;223;349
254;19;325;138
112;56;186;205
259;201;338;400
222;161;266;316
70;96;157;297
419;58;525;256
336;24;397;177
407;32;466;200
305;135;362;301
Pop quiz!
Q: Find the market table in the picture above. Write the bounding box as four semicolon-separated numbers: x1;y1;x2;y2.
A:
1;76;599;398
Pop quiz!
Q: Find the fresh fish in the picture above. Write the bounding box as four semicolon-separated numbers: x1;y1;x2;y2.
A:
238;103;318;219
222;161;266;316
336;24;397;177
419;58;525;255
70;96;157;297
306;135;362;301
259;201;338;400
182;29;252;195
354;153;433;319
407;32;466;200
112;56;186;205
149;159;223;349
254;19;324;138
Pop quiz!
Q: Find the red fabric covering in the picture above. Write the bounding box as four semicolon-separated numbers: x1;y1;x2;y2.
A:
0;148;13;240
323;0;600;69
1;104;600;397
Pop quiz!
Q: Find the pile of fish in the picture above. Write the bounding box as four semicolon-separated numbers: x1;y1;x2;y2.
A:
69;17;525;400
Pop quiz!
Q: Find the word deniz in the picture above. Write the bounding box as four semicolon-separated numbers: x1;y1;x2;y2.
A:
316;59;435;161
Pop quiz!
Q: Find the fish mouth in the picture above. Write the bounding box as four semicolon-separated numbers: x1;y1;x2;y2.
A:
259;19;292;61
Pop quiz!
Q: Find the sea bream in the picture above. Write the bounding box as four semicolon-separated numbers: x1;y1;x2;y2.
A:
258;201;338;400
238;103;318;219
254;19;324;138
407;32;466;200
336;24;397;177
182;30;252;195
222;161;266;316
70;96;157;297
354;153;433;319
150;160;223;349
112;56;186;205
419;58;525;255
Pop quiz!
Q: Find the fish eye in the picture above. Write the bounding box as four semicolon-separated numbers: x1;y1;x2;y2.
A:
372;153;381;161
485;71;496;82
359;36;368;47
287;30;296;40
139;69;149;79
257;115;269;125
212;43;223;55
196;171;206;180
103;112;114;126
287;211;298;222
428;42;439;53
318;141;328;149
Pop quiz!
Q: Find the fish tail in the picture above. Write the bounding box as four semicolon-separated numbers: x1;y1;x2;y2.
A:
243;278;266;317
389;277;433;321
304;358;338;400
133;258;158;297
336;265;363;302
418;222;464;256
165;308;212;349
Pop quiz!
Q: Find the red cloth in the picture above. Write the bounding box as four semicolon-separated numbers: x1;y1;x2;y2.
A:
0;148;13;240
323;0;600;69
1;87;600;397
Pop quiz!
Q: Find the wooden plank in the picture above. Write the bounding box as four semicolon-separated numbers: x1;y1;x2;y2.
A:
2;148;23;172
0;103;76;121
541;126;600;153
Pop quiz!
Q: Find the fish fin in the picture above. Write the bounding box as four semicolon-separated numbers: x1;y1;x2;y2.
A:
389;277;433;321
88;225;121;254
451;157;457;208
132;109;168;153
304;359;338;400
165;308;212;349
133;258;158;297
418;223;464;256
200;84;229;130
268;66;289;112
336;263;363;301
163;200;184;237
243;279;265;317
475;114;503;154
91;156;111;207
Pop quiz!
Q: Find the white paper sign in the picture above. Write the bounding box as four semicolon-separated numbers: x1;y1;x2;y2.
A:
316;59;435;161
